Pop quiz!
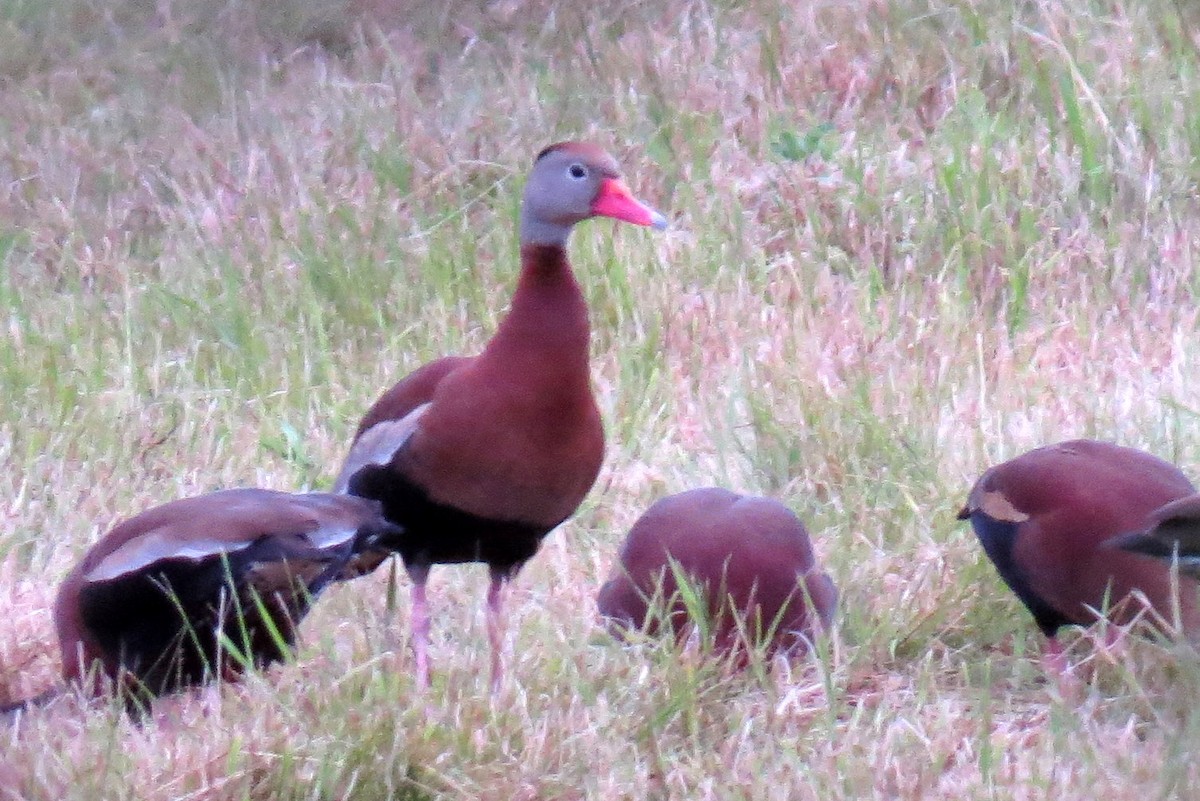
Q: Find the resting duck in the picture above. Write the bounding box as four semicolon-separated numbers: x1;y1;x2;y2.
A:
597;487;837;659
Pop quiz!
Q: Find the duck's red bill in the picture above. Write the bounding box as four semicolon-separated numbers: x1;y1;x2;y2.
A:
591;178;668;230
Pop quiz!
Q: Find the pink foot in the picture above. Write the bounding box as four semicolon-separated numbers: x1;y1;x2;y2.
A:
487;570;508;696
408;565;432;692
1041;636;1084;701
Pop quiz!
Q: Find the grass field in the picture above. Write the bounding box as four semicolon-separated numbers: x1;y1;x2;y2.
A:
4;0;1200;797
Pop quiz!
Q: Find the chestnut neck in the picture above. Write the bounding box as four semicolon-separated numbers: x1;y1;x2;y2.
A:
480;243;591;380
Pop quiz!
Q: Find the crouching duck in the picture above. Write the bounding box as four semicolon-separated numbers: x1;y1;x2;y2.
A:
597;488;837;659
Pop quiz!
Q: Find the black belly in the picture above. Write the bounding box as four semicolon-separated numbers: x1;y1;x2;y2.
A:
966;511;1072;637
78;539;343;698
346;464;551;575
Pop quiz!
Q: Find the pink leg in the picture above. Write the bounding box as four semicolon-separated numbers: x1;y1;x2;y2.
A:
408;564;431;691
1041;636;1083;700
1099;623;1126;653
1041;635;1069;675
487;569;508;694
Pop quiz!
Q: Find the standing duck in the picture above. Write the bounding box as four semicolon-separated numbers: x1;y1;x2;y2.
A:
334;142;667;688
957;439;1200;669
597;488;837;659
11;489;400;711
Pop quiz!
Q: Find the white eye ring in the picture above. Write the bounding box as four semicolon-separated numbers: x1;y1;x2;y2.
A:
568;163;588;180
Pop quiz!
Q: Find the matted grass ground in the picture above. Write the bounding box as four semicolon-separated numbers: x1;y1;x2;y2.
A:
4;0;1200;797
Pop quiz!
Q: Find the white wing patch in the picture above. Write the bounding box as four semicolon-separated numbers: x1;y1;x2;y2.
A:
975;490;1030;524
84;531;256;584
333;403;430;493
305;522;362;550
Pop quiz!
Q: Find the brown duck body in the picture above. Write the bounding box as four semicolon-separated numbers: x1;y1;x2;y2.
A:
958;439;1200;638
597;488;837;657
338;245;603;575
53;488;400;699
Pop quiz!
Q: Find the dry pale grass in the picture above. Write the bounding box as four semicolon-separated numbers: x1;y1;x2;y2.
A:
4;0;1200;797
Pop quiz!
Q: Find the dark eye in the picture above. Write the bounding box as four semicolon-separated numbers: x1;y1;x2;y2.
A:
568;163;588;180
